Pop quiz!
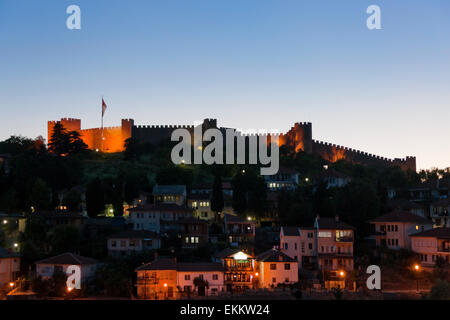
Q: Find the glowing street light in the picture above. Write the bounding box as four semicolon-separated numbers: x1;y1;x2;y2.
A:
255;272;259;277
67;287;73;292
305;177;309;182
3;220;7;224
414;264;421;293
9;282;14;288
339;271;345;277
13;243;18;248
163;283;168;288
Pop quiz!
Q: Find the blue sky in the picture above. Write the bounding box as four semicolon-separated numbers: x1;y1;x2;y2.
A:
0;0;449;170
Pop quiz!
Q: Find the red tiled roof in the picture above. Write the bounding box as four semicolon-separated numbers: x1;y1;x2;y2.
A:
368;210;432;224
129;203;193;213
135;258;177;271
256;249;296;262
410;227;450;239
35;253;98;265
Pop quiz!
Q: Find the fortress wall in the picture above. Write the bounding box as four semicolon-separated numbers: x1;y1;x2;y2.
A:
279;122;312;153
312;140;416;171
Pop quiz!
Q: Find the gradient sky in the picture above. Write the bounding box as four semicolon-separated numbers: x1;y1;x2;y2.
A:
0;0;449;170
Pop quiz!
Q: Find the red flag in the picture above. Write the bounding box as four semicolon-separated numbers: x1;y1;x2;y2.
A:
102;98;107;117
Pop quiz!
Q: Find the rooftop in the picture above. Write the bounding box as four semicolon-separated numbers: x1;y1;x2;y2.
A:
135;257;177;271
35;252;98;265
0;247;20;259
108;230;160;239
368;210;432;224
129;203;193;213
410;227;450;239
153;185;186;195
315;217;354;230
281;226;301;237
256;249;296;262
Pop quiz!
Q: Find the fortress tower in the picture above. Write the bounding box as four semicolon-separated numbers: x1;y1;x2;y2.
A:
47;118;133;153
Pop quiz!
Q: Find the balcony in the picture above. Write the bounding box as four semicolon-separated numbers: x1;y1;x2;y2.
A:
335;236;353;242
437;247;450;253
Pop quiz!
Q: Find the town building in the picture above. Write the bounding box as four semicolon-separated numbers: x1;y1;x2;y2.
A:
153;185;186;206
135;257;226;299
386;198;427;218
255;249;298;288
135;257;178;300
128;203;193;233
368;211;433;250
223;214;256;246
313;169;351;190
176;263;224;297
430;198;450;228
264;167;299;191
178;218;209;249
31;211;87;231
35;252;98;284
410;227;450;267
0;247;20;288
214;248;256;293
107;230;161;257
280;216;355;273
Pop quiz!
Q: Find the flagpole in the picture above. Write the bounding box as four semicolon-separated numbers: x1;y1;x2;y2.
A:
101;95;104;152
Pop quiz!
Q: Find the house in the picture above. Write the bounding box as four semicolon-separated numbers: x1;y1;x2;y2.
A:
264;167;299;191
386;198;427;218
177;263;224;297
31;211;87;231
187;182;235;220
135;257;225;299
128;203;193;233
0;247;20;288
255;249;298;288
214;248;256;293
187;193;213;220
410;227;450;267
409;179;449;205
107;230;161;257
313;169;351;190
178;218;208;249
430;198;450;228
135;257;178;300
223;214;256;246
35;252;98;284
153;185;187;206
368;211;433;250
280;226;315;269
280;216;355;273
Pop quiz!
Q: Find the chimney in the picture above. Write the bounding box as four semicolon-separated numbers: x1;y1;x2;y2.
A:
335;215;339;222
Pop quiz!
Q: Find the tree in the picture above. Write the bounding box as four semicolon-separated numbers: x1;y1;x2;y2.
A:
48;123;87;155
28;178;52;211
50;226;82;254
86;178;105;217
62;189;82;211
67;131;88;154
429;280;450;300
48;123;70;155
211;173;224;219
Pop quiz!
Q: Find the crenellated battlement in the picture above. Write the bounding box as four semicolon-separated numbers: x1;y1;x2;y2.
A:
46;116;416;171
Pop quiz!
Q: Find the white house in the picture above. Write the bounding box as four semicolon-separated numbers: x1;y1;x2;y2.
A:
107;230;161;257
0;247;20;288
256;249;298;288
176;263;225;297
35;252;99;284
411;227;450;267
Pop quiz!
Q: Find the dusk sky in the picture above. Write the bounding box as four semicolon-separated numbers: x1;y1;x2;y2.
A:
0;0;449;170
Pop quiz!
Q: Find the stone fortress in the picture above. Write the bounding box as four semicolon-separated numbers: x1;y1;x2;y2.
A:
47;118;416;172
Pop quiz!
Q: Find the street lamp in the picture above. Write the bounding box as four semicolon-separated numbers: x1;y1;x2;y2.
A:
414;264;420;293
3;219;7;224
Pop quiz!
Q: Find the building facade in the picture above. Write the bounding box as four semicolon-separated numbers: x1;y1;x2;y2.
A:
411;228;450;267
255;249;298;288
